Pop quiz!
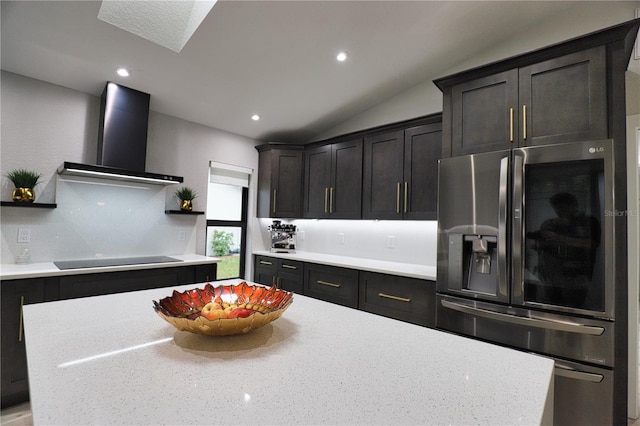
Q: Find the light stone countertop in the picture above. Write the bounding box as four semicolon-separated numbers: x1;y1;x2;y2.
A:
0;254;220;280
23;278;554;425
253;250;437;280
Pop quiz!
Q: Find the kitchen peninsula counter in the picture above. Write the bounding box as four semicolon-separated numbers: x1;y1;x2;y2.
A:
0;254;219;280
23;278;553;425
253;250;437;280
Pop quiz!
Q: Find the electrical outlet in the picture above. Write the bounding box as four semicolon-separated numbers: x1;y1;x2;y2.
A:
18;228;31;243
298;231;305;241
178;231;186;241
387;235;395;249
338;233;345;245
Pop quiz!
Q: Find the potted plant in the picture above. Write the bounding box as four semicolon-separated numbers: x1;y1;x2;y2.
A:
6;168;42;203
175;186;197;211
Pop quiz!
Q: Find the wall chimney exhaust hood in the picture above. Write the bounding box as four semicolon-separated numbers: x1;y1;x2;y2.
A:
58;82;183;185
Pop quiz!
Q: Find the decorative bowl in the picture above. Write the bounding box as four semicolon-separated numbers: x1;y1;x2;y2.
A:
153;281;293;336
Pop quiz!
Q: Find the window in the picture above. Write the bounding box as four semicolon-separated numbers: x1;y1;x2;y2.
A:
206;162;251;280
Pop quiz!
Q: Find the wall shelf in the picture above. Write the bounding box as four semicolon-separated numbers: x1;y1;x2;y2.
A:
1;201;57;208
165;210;204;215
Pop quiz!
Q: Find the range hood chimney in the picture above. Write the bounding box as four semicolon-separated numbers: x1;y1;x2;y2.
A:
58;82;183;185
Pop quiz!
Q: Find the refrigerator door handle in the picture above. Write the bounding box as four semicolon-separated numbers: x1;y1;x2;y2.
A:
498;156;509;298
511;154;524;299
554;363;604;383
440;299;605;335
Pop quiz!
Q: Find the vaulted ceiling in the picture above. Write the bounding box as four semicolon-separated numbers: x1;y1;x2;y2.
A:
0;1;631;143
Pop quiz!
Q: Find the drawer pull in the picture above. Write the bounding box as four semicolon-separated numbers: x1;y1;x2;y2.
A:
259;260;273;265
317;280;341;288
378;293;411;303
282;264;297;270
19;296;24;342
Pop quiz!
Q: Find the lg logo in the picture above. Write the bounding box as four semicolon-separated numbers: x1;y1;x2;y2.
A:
589;147;605;153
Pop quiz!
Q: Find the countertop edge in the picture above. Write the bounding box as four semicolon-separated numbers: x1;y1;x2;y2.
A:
0;254;221;280
252;250;437;280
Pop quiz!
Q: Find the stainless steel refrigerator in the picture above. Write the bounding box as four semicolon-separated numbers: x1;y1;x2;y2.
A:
436;139;616;425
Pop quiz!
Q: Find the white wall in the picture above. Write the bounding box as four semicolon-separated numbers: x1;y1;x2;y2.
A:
315;2;640;141
253;218;437;267
0;71;261;268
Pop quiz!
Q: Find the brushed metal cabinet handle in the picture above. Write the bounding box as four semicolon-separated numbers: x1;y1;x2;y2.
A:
396;182;401;213
282;264;297;270
259;260;273;265
18;296;24;342
378;292;411;303
330;187;334;213
317;280;341;288
522;104;527;140
404;181;408;213
272;189;277;214
324;187;328;213
509;107;514;142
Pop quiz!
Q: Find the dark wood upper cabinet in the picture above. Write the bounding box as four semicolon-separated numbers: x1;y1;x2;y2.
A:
443;46;607;156
256;145;304;218
363;123;441;220
403;123;442;220
519;46;607;147
445;46;607;156
362;130;404;220
304;138;362;219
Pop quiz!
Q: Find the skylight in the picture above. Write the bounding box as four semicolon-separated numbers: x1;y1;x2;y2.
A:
97;0;217;53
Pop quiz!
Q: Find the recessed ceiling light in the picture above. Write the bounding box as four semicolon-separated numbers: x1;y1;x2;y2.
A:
251;114;261;121
336;51;348;62
116;67;130;77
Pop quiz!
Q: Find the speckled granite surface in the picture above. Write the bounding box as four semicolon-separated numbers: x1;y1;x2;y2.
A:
23;278;553;425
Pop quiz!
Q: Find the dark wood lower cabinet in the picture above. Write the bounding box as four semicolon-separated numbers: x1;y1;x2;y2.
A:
0;263;217;408
58;267;196;300
1;279;45;408
359;271;435;327
253;255;304;294
304;263;359;308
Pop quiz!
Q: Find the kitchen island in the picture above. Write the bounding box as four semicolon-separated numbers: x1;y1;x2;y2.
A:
23;278;554;425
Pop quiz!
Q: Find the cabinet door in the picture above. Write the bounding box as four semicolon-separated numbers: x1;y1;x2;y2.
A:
1;279;45;408
519;46;606;147
303;145;332;218
194;264;217;283
278;259;304;294
305;264;359;308
271;150;303;218
330;138;363;219
451;70;518;156
362;130;404;219
253;256;278;286
403;124;441;220
359;272;435;327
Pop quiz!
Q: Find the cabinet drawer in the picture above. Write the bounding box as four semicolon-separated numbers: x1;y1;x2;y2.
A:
255;256;278;271
359;272;435;327
278;259;304;276
305;264;358;308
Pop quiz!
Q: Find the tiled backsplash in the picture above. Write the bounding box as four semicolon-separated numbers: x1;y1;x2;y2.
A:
255;218;437;266
0;175;197;264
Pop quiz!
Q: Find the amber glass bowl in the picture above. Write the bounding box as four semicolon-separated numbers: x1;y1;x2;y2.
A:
153;281;293;336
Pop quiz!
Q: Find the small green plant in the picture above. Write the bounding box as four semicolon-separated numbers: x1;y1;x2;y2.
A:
174;186;197;201
211;230;234;256
6;168;42;188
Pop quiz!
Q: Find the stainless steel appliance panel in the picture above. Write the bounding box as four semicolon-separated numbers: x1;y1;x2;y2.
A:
436;294;614;367
513;140;614;319
553;358;614;426
437;149;510;303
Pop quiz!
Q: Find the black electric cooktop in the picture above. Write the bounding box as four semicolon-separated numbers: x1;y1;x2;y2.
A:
54;256;182;270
